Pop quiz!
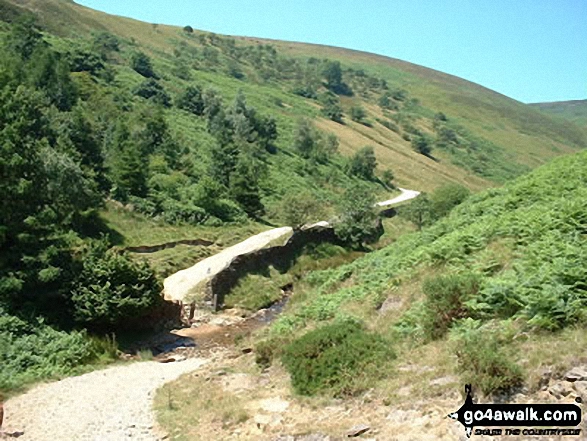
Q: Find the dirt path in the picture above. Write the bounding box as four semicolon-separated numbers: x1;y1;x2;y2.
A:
163;188;421;304
2;358;208;441
2;188;421;441
376;187;421;207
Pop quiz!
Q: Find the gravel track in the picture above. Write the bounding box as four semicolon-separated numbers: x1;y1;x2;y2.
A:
3;358;208;441
2;188;421;441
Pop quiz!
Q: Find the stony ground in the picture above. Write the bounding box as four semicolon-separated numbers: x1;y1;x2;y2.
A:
2;358;208;441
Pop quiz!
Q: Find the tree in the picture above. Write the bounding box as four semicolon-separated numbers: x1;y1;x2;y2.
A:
411;135;433;157
334;185;380;248
70;239;161;329
323;61;343;92
350;106;367;124
66;47;105;76
5;15;44;61
133;79;171;107
109;124;148;201
319;92;343;123
381;169;395;188
430;183;470;220
28;49;78;111
92;32;120;59
230;157;265;218
323;133;339;156
293;119;317;158
281;192;325;229
400;193;432;230
347;146;377;180
176;85;205;115
130;51;156;78
183;25;194;34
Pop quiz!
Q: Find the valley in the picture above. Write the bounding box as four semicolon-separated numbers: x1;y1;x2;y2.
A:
0;1;585;440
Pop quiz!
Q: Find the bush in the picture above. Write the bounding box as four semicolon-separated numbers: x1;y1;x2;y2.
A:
130;51;156;78
281;192;325;229
70;240;162;329
334;184;380;248
282;319;394;397
350;106;367;124
450;319;523;396
0;311;115;392
133;79;171;107
421;273;480;339
319;92;343;123
255;339;279;368
347;146;377;180
430;183;470;220
411;135;433;156
176;85;205;115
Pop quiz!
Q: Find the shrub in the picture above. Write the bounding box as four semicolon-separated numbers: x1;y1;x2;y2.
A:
319;92;343;123
130;51;156;78
0;311;115;392
350;106;367;124
282;319;394;397
381;169;395;188
183;25;194;34
334;184;379;248
255;339;279;368
430;183;470;220
176;85;205;115
411;135;433;156
450;319;523;396
421;273;480;339
133;79;171;107
347;146;377;181
70;240;162;329
281;192;325;229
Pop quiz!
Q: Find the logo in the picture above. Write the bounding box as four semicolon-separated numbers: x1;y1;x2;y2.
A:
448;384;582;438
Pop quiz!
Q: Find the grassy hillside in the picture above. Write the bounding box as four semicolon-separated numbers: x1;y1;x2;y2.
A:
4;0;585;196
1;0;585;396
157;148;587;440
530;99;587;128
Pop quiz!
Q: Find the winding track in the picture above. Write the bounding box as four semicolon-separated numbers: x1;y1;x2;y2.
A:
3;188;420;441
163;188;420;304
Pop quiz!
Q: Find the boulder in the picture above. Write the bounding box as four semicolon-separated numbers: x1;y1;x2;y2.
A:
346;424;370;437
565;367;587;382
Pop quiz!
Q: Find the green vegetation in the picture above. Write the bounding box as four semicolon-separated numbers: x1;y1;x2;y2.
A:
530;99;587;128
282;319;394;397
267;149;587;396
1;0;585;399
400;183;470;229
334;185;380;248
451;319;523;395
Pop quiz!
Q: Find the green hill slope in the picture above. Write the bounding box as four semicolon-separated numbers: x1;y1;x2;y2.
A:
157;144;587;440
1;0;585;395
3;0;586;195
529;99;587;128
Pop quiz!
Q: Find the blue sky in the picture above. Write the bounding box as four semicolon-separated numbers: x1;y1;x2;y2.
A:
77;0;587;103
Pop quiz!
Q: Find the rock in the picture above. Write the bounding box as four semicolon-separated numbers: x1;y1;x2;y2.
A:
346;424;370;437
549;382;573;399
378;296;403;314
573;381;587;399
259;397;290;413
565;367;587;382
158;354;186;363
